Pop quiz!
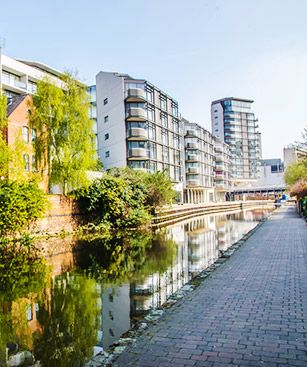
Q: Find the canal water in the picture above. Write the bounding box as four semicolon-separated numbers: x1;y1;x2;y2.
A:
0;207;273;367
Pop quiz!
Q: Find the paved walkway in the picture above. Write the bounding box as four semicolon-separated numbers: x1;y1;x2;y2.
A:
113;206;307;367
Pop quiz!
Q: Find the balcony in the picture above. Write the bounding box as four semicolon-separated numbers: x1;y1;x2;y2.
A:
126;88;146;102
215;172;224;179
186;154;199;162
186;142;198;149
215;153;224;161
126;107;146;121
187;167;200;174
128;127;147;140
215;163;225;171
215;145;223;153
215;183;228;190
187;179;200;187
2;75;27;90
186;129;198;137
128;148;148;159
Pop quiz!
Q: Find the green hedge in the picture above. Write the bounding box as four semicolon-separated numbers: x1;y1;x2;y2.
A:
0;180;48;236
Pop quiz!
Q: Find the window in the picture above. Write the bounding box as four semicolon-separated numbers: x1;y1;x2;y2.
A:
32;155;37;172
31;128;37;142
105;133;109;140
160;95;167;110
22;126;29;143
104;115;109;123
172;102;178;117
161;113;168;128
146;86;154;103
105;151;110;158
147;106;155;121
104;98;108;105
23;154;30;171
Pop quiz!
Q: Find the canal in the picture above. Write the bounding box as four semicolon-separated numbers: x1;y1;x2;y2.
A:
0;207;274;367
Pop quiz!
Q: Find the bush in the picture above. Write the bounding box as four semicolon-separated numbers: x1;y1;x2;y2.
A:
0;180;48;235
74;168;176;228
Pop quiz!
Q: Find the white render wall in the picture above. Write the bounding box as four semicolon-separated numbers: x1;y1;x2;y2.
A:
211;102;224;142
96;72;127;169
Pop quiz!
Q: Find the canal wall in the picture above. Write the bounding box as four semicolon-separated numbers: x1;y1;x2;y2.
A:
32;195;274;235
153;200;275;227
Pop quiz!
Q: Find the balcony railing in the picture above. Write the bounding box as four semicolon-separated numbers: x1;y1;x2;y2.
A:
128;148;148;158
187;167;200;174
126;107;147;121
186;154;199;162
2;75;27;90
128;127;147;139
126;88;146;102
186;142;198;149
186;129;198;137
187;179;200;187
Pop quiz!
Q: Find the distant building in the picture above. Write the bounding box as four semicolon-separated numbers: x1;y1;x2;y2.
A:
183;119;215;203
283;146;307;169
213;137;231;201
252;159;284;189
95;71;184;197
211;97;261;184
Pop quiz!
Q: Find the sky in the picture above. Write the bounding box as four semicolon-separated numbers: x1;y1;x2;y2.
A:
1;0;306;159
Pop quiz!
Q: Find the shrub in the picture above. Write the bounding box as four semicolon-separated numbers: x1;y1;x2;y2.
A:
0;180;48;235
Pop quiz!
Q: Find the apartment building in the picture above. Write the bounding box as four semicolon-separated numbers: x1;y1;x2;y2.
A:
183;119;215;203
211;97;261;185
95;72;184;188
0;54;63;98
213;137;231;201
283;146;307;169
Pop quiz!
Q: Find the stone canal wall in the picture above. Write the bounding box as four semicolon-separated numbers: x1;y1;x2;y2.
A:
31;194;82;235
153;200;275;226
32;196;274;235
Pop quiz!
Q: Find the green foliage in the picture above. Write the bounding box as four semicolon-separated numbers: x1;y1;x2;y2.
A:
75;168;175;228
33;273;101;367
284;161;307;186
144;170;176;210
0;235;48;301
28;74;98;194
0;94;9;178
0;180;48;235
75;229;177;284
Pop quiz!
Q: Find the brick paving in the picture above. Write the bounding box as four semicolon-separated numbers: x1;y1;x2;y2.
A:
113;206;307;367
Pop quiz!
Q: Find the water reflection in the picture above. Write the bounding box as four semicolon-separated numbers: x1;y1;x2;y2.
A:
0;208;273;366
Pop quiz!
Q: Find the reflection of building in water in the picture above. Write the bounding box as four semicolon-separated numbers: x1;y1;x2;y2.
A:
101;285;130;350
185;216;218;276
130;225;188;317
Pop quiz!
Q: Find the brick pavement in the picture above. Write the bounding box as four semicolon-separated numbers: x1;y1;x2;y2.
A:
113;206;307;367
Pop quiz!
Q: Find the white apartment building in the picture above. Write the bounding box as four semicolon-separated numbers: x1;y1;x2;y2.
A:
95;71;184;191
0;54;64;97
211;97;261;185
183;119;215;203
213;137;231;201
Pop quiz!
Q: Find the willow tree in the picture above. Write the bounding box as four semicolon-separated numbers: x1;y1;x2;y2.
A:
29;74;97;194
0;93;9;178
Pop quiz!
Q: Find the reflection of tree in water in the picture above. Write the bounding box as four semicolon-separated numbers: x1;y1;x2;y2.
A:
0;237;48;366
0;230;176;366
32;274;101;367
74;229;177;284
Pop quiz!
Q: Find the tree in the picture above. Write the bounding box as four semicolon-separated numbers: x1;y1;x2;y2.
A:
284;161;307;186
0;93;9;178
29;74;98;194
144;170;176;211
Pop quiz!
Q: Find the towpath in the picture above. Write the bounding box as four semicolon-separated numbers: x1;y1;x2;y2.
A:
113;206;307;367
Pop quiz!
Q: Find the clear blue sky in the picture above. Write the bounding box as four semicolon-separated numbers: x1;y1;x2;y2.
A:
1;0;306;159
